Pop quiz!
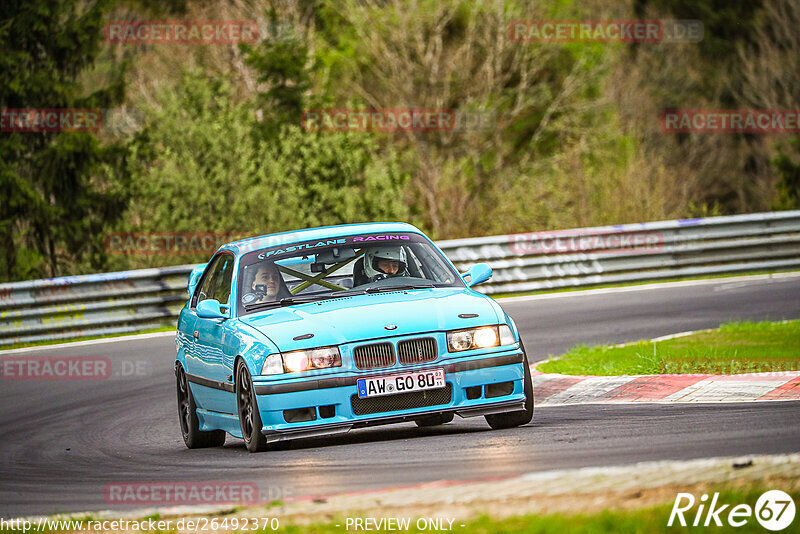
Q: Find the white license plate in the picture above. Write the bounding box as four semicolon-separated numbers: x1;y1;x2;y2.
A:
357;368;445;398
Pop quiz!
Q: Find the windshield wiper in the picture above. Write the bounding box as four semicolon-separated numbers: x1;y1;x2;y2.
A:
244;294;338;312
245;288;374;312
279;290;367;306
243;300;283;312
365;283;435;294
246;291;367;312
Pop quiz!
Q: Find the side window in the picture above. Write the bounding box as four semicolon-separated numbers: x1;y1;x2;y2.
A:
214;256;234;306
193;255;234;307
192;257;221;308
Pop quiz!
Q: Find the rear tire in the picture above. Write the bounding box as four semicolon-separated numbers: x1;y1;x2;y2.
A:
414;413;454;427
485;349;534;430
176;364;226;449
236;360;269;453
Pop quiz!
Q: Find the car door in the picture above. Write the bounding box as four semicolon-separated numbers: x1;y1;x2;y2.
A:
176;265;208;376
188;253;236;414
180;258;220;384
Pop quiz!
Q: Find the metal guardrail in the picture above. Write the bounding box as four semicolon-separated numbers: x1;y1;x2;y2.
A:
1;211;799;346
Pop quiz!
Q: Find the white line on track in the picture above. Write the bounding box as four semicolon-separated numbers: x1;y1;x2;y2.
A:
495;271;800;303
0;331;175;355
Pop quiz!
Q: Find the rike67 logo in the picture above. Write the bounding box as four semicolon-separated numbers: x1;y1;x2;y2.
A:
669;490;796;530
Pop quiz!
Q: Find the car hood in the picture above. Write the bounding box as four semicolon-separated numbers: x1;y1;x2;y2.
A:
239;288;501;351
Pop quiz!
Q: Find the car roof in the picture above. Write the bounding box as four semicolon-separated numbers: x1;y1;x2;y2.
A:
220;222;425;255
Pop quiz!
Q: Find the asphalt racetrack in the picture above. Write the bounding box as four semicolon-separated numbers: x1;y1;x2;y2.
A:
1;275;799;517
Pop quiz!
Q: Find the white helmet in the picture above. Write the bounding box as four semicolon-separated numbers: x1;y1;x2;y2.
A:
364;247;408;280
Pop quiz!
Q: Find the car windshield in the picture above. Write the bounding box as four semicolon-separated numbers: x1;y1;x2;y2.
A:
237;232;463;314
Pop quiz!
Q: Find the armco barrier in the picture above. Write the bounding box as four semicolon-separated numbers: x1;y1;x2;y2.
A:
1;211;799;346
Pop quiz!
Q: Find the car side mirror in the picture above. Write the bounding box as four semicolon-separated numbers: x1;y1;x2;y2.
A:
463;263;492;287
188;263;208;296
196;299;228;320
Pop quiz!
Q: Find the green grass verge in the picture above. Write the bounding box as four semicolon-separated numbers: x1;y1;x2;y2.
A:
0;325;175;351
537;320;800;376
274;494;795;534
434;488;799;534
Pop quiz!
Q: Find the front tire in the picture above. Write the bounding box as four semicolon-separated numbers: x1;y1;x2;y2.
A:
236;360;269;453
176;364;226;449
484;349;534;430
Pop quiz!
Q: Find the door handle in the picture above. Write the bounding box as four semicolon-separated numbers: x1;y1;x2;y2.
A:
193;330;199;339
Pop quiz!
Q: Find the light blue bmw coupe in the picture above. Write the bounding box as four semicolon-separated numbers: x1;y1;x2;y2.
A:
175;223;533;452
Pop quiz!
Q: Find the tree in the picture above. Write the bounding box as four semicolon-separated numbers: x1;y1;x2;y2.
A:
773;138;800;209
735;0;800;209
310;0;624;237
0;0;130;282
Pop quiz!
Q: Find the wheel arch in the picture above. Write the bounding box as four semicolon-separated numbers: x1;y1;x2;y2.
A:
234;354;248;379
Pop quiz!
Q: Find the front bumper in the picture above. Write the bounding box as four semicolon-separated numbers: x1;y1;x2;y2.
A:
252;348;527;443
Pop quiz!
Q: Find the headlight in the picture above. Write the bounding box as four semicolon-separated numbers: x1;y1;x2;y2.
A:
447;325;516;352
276;346;342;374
261;353;284;375
498;324;515;345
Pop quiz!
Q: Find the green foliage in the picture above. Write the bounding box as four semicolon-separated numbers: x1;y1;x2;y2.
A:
241;9;312;137
2;0;795;280
635;0;763;65
773;136;800;209
0;0;130;282
117;69;408;268
304;0;631;238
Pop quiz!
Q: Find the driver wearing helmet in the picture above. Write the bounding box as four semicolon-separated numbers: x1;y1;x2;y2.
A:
363;247;409;281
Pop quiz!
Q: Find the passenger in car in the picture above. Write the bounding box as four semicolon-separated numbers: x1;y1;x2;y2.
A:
245;263;291;303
